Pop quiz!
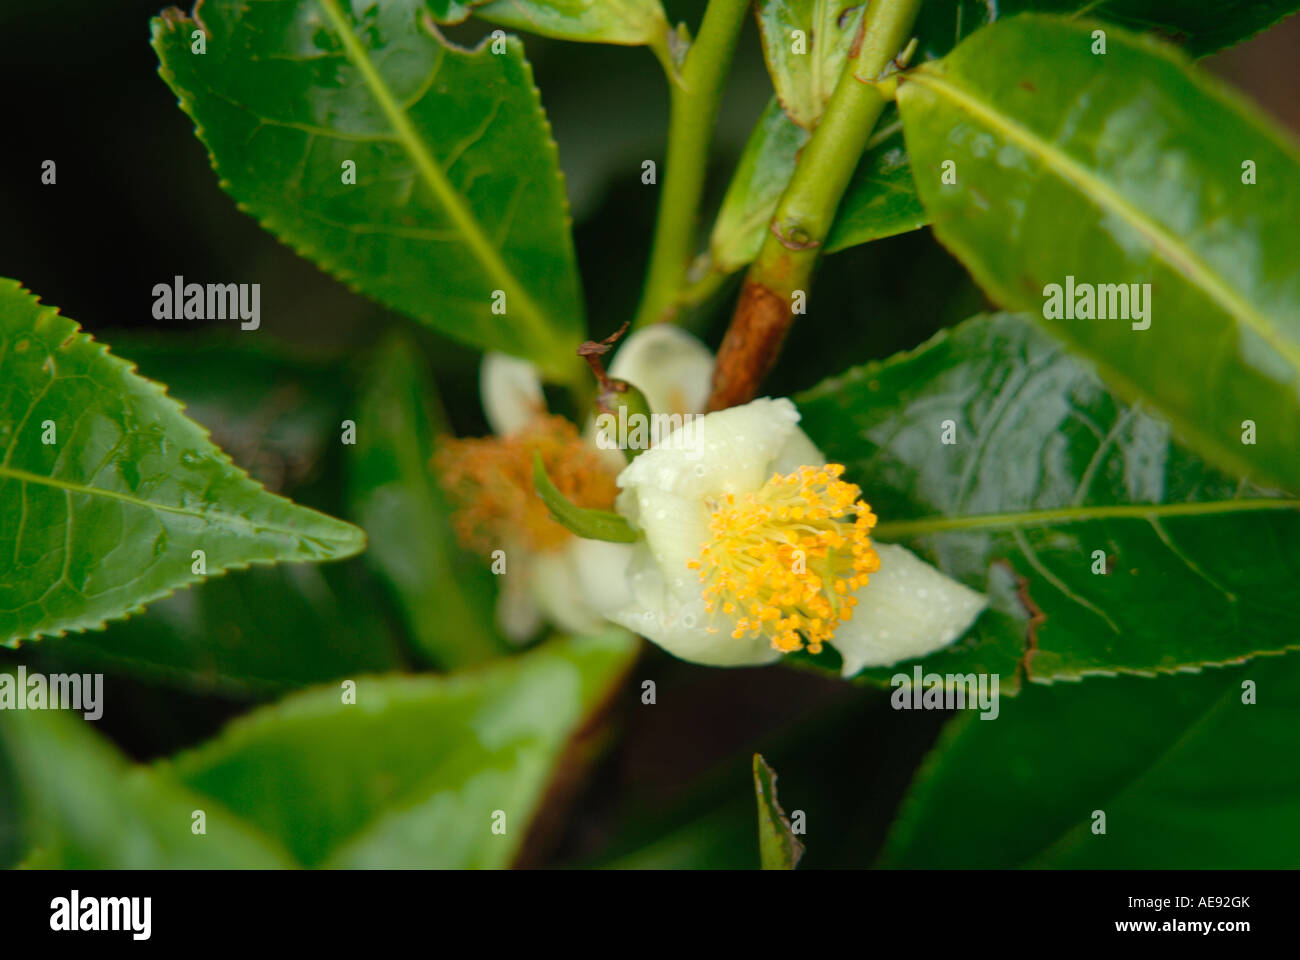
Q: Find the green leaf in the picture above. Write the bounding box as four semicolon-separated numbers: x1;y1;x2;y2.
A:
25;335;404;694
93;332;350;497
162;631;639;867
757;0;1295;126
796;313;1300;683
0;705;293;868
349;333;505;668
152;1;584;380
708;100;924;274
0;280;364;646
743;2;925;265
533;452;641;542
897;15;1300;493
753;753;804;869
756;0;866;131
425;0;479;23
912;1;1300;62
881;652;1300;867
476;0;670;46
825;112;927;254
709;98;808;274
732;2;1299;265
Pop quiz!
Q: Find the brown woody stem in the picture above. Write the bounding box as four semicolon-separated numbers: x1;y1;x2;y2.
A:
707;0;922;410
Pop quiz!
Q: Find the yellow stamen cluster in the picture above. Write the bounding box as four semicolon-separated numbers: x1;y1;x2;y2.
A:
687;464;879;655
433;414;619;554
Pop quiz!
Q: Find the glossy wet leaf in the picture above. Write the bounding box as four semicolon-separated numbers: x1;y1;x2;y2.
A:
0;705;293;868
882;652;1300;867
152;0;584;380
163;631;639;868
475;0;670;46
348;333;504;669
826;113;927;253
709;99;924;273
897;15;1300;493
755;0;1289;121
26;336;404;694
797;313;1300;683
731;2;1300;265
0;280;364;646
93;333;350;497
753;753;804;869
912;1;1300;62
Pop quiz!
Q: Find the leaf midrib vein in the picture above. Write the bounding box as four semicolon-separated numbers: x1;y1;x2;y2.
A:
907;71;1300;376
874;497;1299;538
0;463;327;542
313;0;558;362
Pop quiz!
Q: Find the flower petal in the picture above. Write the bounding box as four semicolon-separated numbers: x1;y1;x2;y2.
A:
605;543;783;667
530;544;608;636
829;543;987;676
609;324;715;416
616;396;802;501
619;484;711;603
496;560;543;643
481;352;546;436
605;323;712;413
566;537;640;616
769;424;824;475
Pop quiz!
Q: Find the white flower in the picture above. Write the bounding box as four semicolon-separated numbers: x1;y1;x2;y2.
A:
606;323;714;417
584;397;987;675
439;326;714;643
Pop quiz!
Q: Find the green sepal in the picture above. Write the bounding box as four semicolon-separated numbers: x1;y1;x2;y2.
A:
531;452;640;543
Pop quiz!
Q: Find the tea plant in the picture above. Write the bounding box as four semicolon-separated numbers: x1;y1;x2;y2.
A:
2;0;1298;868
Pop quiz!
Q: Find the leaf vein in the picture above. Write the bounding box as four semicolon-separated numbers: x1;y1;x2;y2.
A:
908;70;1300;378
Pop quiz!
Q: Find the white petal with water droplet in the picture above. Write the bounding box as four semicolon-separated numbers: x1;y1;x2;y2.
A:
617;397;802;500
829;543;987;676
604;542;783;667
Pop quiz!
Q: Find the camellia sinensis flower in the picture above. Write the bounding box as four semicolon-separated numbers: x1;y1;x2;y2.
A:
434;327;713;641
585;397;987;675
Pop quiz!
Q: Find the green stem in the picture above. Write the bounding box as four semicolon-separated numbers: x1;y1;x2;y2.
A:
709;0;921;409
752;0;919;296
634;0;751;329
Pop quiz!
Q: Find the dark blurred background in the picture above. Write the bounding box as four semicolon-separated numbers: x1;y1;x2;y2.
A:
1;0;1296;868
